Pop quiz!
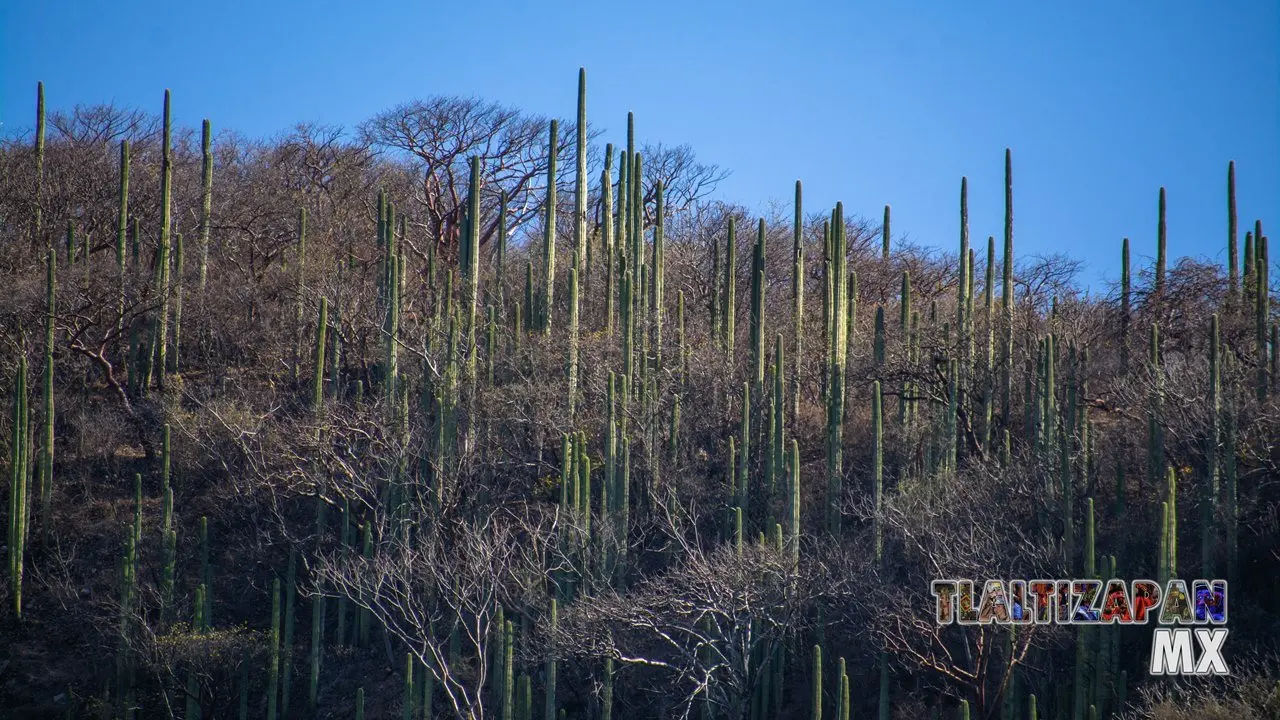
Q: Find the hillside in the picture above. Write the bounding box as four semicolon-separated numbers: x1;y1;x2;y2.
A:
1;72;1278;720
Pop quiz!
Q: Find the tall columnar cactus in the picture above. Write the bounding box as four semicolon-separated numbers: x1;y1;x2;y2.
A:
198;119;214;293
8;357;29;620
313;298;328;412
1244;230;1255;302
723;217;737;360
812;644;823;720
1227;161;1238;304
155;89;173;390
33;82;46;244
882;204;891;259
503;619;515;720
545;598;558;719
1155;187;1167;296
1148;324;1164;490
872;381;884;566
793;184;805;426
1257;233;1270;400
463;156;483;412
751;219;767;389
601;148;615;335
170;232;185;372
1002;150;1015;430
957;178;971;401
543;120;559;335
825;204;847;536
739;381;751;518
1157;500;1170;586
574;69;588;275
1120;238;1131;373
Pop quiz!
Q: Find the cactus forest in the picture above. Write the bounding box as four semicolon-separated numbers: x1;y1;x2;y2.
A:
1;71;1277;720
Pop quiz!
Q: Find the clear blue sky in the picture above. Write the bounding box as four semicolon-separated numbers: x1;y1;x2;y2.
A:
3;1;1277;289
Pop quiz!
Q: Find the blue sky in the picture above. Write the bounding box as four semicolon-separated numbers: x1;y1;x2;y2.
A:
3;1;1276;290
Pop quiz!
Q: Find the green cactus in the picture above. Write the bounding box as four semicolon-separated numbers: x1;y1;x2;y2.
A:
355;687;364;720
812;644;822;720
462;157;483;413
1149;324;1164;492
1227;162;1238;303
543;120;559;335
740;381;751;516
1244;230;1255;303
9;357;29;620
826;203;847;535
32;82;45;244
574;69;588;275
401;653;415;720
154;89;173;390
170;232;184;372
602;148;615;335
724;217;736;359
313;298;328;412
198;120;213;293
602;657;614;720
652;181;666;374
751;219;767;390
267;577;281;720
788;440;801;565
503;619;515;720
116;137;130;310
835;656;846;720
1155;187;1167;295
873;381;884;566
1257;233;1270;400
794;188;805;426
569;266;580;417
